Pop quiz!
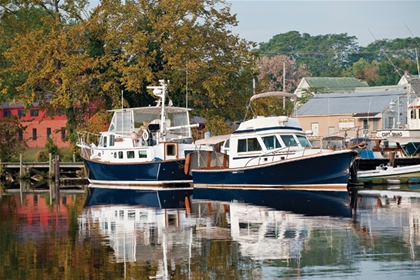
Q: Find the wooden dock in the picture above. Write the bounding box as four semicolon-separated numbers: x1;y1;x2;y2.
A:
1;155;88;186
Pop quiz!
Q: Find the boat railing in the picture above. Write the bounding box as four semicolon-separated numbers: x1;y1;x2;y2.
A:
244;146;292;166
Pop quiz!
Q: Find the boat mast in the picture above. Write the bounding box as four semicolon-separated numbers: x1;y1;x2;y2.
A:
147;80;167;137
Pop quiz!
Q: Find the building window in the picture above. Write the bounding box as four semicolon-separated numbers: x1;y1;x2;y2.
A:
32;128;37;140
61;128;66;140
388;117;394;129
328;126;335;135
18;132;23;141
18;110;26;117
46;108;55;116
57;108;65;116
3;110;11;117
30;109;38;117
47;128;51;138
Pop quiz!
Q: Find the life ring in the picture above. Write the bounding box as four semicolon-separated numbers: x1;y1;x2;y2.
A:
142;129;150;142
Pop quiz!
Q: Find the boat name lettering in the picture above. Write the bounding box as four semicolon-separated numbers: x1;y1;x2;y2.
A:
380;132;403;137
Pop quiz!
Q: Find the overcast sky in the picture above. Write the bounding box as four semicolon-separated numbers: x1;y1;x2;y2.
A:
228;0;420;46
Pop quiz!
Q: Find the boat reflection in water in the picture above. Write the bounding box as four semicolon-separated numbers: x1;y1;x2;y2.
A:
77;183;420;279
193;187;354;217
80;184;199;279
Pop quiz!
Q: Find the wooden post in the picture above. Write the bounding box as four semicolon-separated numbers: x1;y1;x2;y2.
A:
49;153;52;177
54;155;60;187
19;153;23;178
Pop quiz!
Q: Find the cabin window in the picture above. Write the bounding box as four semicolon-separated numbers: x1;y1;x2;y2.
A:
118;151;123;159
127;151;135;158
411;109;416;119
103;136;108;147
262;135;281;150
109;135;115;146
138;150;147;158
224;139;230;148
281;135;298;147
296;135;312;148
247;138;261;151
238;138;261;152
166;144;176;156
238;139;246;152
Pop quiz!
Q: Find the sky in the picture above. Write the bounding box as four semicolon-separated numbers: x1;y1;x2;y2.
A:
227;0;420;46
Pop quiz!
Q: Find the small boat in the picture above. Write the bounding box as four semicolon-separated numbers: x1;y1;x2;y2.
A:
357;163;420;185
185;91;359;195
77;80;210;187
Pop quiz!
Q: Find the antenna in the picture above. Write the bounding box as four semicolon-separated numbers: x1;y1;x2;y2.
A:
368;28;403;76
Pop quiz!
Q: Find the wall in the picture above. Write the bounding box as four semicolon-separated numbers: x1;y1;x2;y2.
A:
297;114;383;139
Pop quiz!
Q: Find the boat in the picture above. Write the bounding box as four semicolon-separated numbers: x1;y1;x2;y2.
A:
76;80;210;187
185;91;359;195
357;163;420;185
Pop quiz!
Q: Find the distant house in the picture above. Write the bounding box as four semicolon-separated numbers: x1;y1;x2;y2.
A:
398;71;420;96
294;77;369;98
0;102;69;149
295;87;416;138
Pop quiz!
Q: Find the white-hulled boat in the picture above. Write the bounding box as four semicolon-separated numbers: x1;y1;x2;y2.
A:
357;163;420;185
185;92;358;196
77;80;210;187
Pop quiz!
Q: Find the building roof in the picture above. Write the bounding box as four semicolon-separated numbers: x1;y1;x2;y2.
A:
296;89;407;116
354;84;407;93
302;77;369;93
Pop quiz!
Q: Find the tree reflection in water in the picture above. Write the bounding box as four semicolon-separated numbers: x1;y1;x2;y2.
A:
0;185;419;279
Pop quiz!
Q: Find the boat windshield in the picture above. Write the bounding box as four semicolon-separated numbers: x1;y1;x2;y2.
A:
280;135;299;147
296;135;312;148
262;135;282;150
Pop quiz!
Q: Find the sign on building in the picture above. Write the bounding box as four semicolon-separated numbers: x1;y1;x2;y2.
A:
339;118;355;131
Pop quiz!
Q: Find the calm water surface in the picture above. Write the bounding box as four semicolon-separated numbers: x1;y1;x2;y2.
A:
0;183;419;280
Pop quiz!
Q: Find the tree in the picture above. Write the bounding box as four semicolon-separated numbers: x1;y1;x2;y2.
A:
258;31;360;76
343;58;379;85
0;116;27;161
256;55;309;93
0;0;95;151
1;0;257;139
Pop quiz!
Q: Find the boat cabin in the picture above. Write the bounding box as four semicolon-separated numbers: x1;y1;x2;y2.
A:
216;116;318;168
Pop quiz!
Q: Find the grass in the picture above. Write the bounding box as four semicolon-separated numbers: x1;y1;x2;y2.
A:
10;148;74;162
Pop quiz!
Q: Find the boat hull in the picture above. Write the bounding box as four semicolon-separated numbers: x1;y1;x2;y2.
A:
83;157;192;186
193;188;352;217
191;150;357;191
84;185;193;208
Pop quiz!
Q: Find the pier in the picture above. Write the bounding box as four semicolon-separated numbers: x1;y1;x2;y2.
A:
0;154;88;187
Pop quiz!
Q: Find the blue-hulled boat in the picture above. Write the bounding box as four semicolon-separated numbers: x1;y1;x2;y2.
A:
77;80;210;187
185;92;358;196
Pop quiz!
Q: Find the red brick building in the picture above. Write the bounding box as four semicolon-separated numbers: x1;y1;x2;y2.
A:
1;102;69;149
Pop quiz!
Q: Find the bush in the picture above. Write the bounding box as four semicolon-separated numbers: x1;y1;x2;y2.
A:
36;137;62;162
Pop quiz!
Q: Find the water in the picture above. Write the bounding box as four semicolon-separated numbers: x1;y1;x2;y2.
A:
0;184;419;280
